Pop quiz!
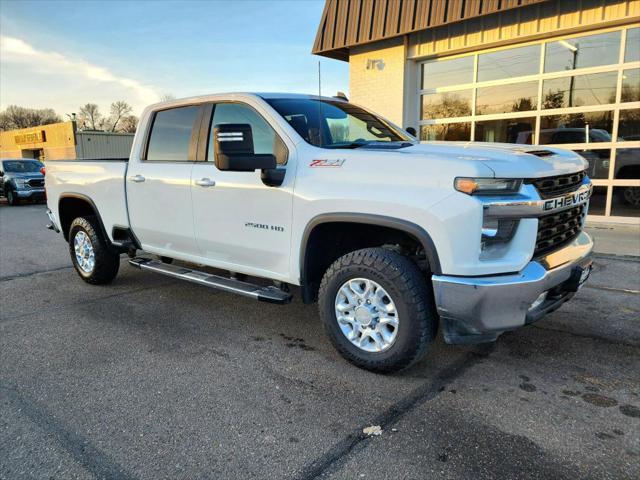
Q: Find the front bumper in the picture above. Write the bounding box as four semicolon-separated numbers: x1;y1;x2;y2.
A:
432;231;593;344
16;188;46;200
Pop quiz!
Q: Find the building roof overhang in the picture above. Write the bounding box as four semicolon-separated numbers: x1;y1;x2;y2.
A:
312;0;550;60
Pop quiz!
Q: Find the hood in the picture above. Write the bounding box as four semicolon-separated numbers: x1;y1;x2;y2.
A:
399;142;587;179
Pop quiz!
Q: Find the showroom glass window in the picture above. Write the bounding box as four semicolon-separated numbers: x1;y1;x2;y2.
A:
418;26;640;220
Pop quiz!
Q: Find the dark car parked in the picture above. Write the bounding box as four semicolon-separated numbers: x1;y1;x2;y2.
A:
0;159;46;206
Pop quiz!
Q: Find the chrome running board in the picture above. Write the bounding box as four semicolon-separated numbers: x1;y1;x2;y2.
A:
129;257;292;304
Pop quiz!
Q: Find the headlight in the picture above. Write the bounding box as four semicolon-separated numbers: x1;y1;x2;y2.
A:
14;179;26;188
454;178;521;195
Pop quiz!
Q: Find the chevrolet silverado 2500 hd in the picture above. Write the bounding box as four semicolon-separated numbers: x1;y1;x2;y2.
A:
45;93;594;372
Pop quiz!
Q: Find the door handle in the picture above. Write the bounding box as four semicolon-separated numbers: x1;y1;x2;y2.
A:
195;178;216;187
129;175;145;183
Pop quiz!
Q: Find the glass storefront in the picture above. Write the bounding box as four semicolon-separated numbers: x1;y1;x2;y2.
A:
419;26;640;221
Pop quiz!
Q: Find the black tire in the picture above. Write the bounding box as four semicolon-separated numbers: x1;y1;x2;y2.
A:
6;189;19;206
68;216;120;285
318;247;437;373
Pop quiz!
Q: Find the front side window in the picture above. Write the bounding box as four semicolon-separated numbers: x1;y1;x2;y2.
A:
208;103;287;165
146;106;200;161
266;98;409;149
2;160;43;173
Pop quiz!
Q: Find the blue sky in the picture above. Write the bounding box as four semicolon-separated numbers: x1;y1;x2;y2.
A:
0;0;348;116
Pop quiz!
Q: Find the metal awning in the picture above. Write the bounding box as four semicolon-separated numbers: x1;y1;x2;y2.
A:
312;0;549;60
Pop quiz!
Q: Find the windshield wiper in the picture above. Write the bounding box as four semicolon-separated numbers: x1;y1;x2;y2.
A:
326;140;415;149
329;141;373;149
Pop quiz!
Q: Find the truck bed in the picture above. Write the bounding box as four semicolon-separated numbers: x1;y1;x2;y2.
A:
45;159;129;242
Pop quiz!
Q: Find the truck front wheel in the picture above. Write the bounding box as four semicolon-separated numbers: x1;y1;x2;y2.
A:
6;189;19;206
318;248;437;373
68;216;120;284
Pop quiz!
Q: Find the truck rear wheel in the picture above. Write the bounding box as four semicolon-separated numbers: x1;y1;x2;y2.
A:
318;248;437;373
68;216;120;284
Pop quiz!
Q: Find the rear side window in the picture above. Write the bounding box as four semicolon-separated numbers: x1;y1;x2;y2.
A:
146;106;200;161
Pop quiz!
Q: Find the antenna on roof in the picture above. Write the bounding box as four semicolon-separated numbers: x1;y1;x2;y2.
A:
318;60;323;148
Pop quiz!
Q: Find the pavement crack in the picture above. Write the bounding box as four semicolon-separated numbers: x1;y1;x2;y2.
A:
592;253;640;263
531;324;639;348
583;284;640;295
0;382;139;480
0;282;175;324
295;345;494;480
0;265;73;282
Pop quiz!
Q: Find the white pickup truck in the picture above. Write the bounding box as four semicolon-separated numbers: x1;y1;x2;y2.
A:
45;93;594;372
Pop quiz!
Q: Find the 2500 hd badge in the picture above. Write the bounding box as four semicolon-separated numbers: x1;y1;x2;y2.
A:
245;222;284;232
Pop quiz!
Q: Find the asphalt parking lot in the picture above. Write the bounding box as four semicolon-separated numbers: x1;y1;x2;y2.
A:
1;203;639;480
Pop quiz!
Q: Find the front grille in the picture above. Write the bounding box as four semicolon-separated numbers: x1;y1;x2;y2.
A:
527;171;586;199
535;204;586;257
28;178;44;188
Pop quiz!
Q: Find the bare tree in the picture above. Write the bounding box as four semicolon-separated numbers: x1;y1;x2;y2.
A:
160;93;176;102
107;101;133;132
119;115;138;134
0;105;61;131
422;93;472;120
78;103;102;130
543;90;565;110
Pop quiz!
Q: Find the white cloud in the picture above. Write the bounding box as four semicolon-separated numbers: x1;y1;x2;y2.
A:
0;35;160;110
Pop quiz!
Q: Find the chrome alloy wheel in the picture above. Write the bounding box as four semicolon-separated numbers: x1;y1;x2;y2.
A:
74;230;95;274
334;278;399;353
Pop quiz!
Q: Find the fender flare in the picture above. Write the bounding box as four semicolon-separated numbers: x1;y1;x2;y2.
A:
58;193;111;243
299;212;442;283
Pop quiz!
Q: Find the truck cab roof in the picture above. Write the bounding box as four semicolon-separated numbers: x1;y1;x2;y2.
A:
146;92;346;111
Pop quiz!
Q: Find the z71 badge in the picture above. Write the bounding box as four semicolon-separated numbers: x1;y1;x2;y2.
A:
310;159;346;168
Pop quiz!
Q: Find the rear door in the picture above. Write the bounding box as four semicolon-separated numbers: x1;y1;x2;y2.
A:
126;105;203;258
190;101;295;280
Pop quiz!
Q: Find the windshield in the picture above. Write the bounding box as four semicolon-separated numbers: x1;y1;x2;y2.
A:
265;98;410;149
2;160;44;173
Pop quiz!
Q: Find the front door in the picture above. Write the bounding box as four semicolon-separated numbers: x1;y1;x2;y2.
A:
126;104;202;258
190;102;295;280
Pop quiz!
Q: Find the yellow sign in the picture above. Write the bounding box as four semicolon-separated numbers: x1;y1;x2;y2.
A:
14;130;46;144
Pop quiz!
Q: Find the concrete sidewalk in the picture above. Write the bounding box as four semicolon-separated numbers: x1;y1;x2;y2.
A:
585;223;640;257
